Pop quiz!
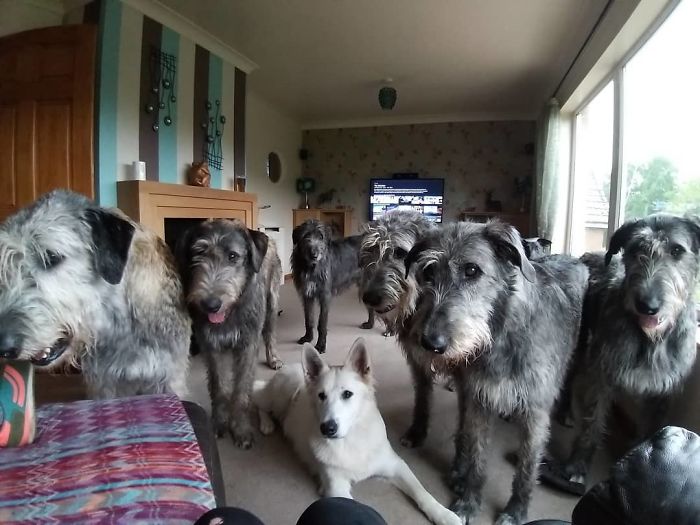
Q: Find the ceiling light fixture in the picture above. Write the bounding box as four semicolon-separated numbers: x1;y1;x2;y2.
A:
378;78;397;110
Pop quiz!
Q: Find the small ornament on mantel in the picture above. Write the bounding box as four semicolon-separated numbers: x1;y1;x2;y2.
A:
187;161;211;187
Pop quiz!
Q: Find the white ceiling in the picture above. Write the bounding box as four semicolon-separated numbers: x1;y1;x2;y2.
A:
159;0;608;127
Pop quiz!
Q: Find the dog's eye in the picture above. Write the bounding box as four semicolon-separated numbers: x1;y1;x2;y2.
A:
670;244;685;258
43;250;64;269
421;264;435;284
228;252;239;262
394;247;407;260
318;392;326;401
342;390;353;400
464;263;480;278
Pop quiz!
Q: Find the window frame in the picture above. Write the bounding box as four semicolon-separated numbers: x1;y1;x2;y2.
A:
565;0;683;252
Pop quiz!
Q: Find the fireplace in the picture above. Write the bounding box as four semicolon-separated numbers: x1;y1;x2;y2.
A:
116;180;258;238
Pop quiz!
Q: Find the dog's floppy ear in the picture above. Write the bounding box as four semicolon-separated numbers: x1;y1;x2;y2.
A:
605;218;642;265
404;237;435;278
302;343;327;384
83;208;135;285
292;222;306;245
484;221;536;282
682;214;700;253
247;229;269;273
173;223;200;287
344;337;371;381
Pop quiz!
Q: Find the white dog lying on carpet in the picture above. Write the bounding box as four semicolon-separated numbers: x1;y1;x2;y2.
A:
253;337;461;525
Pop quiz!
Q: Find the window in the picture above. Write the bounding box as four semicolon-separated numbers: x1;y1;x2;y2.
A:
621;0;700;221
568;0;699;301
570;81;614;255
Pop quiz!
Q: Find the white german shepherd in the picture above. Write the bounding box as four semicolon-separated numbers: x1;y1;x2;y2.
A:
253;337;461;525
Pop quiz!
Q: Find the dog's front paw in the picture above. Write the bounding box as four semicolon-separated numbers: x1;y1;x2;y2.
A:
297;334;313;344
212;413;229;438
360;321;374;329
267;356;284;370
400;425;427;448
315;342;326;354
431;506;463;525
446;467;469;496
494;513;518;525
230;428;255;450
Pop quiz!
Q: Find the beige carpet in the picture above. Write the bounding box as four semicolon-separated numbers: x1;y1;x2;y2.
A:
185;283;606;524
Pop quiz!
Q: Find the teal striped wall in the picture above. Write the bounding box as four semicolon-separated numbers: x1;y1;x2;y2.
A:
207;53;223;189
96;0;122;207
158;26;180;184
94;1;243;206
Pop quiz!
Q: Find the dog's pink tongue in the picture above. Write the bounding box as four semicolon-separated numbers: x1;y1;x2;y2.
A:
639;314;660;329
208;310;226;324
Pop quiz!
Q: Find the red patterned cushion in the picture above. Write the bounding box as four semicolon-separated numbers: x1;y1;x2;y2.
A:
0;394;216;524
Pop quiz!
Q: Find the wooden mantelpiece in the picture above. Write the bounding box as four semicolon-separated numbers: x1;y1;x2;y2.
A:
117;181;258;237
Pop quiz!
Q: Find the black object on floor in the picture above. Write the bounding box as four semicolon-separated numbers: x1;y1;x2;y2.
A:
538;459;586;496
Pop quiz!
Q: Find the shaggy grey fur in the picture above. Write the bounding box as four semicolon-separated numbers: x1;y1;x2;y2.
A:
404;220;588;525
177;219;282;449
0;190;191;398
552;214;699;487
291;219;373;353
358;210;441;445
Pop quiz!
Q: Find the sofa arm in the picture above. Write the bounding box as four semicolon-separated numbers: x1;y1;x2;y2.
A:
183;401;226;506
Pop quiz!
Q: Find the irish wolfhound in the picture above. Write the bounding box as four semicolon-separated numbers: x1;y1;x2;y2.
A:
404;220;588;525
358;210;442;446
541;214;700;495
521;237;552;260
177;219;282;449
0;190;191;398
291;219;373;353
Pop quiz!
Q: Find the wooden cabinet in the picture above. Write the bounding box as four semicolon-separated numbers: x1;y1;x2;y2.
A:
293;208;353;237
458;211;532;237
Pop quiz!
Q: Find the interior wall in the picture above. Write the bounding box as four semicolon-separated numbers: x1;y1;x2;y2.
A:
92;0;246;207
0;0;63;38
302;121;536;229
246;91;303;274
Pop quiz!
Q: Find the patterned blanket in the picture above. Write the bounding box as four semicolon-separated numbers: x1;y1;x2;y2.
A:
0;394;216;524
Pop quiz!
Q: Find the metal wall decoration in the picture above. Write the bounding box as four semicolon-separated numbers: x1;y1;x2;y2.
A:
201;100;226;171
144;47;177;132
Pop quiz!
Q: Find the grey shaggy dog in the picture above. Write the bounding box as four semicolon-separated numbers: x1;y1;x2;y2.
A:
177;219;282;449
546;214;700;492
404;220;588;525
292;219;373;353
0;190;191;398
358;210;442;445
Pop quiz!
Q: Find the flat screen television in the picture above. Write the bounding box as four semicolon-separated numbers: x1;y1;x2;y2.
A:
369;178;444;223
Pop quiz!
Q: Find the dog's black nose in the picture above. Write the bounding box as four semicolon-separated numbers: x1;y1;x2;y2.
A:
201;297;223;313
0;333;21;359
362;290;382;307
635;296;661;316
320;420;338;438
421;333;448;354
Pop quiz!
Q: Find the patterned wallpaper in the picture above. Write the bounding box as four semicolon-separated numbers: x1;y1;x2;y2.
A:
302;121;536;228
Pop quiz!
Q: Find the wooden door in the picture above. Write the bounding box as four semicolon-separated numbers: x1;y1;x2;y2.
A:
0;25;96;220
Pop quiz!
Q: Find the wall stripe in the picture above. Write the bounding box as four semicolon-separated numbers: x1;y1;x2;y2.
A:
220;63;235;190
83;1;100;24
116;3;143;183
207;53;223;188
176;37;195;184
192;45;209;170
158;26;179;184
233;67;247;183
96;0;122;207
139;16;162;181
